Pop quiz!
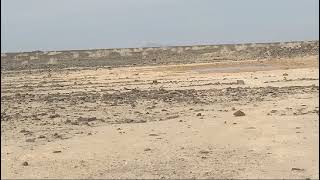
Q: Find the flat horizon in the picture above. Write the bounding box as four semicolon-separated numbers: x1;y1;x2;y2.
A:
1;39;319;54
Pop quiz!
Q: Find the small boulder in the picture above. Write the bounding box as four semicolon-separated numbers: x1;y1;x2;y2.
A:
233;110;245;117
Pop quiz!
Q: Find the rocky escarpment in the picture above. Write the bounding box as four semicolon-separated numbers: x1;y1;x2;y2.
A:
1;40;318;71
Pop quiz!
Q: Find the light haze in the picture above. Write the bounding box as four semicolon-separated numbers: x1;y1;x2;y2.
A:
1;0;319;52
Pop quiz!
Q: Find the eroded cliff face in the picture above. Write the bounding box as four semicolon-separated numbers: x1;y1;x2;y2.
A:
1;41;318;70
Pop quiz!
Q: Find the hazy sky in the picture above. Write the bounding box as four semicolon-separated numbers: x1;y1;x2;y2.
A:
1;0;319;52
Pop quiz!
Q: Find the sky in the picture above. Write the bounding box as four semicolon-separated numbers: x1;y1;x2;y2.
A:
1;0;319;52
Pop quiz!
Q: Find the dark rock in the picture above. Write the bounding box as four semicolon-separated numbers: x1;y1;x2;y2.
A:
166;115;179;119
22;161;29;166
291;168;305;171
20;129;30;133
233;110;245;117
26;138;35;142
78;116;97;122
71;121;79;125
65;119;71;124
124;119;134;123
199;150;210;154
49;114;60;119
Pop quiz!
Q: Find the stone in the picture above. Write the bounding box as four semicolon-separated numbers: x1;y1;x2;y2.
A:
26;138;35;142
38;135;46;139
233;110;245;117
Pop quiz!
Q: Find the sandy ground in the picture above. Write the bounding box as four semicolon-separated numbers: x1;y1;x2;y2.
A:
1;56;319;179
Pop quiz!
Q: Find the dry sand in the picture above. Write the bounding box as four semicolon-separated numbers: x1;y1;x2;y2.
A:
1;51;319;178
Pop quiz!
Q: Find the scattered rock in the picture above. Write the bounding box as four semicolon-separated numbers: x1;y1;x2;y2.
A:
38;135;46;139
26;138;35;142
87;133;92;135
71;121;79;125
53;133;62;139
194;109;204;112
291;167;305;171
152;80;158;84
20;129;31;134
78;116;97;122
20;129;30;133
233;110;245;117
196;113;202;116
179;120;183;122
49;114;60;119
231;107;236;111
22;161;29;166
283;73;288;76
199;150;210;154
166;115;179;120
53;150;62;153
144;148;151;151
65;119;71;124
270;110;277;113
149;134;159;136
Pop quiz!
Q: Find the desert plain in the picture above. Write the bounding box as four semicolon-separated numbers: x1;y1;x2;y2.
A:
1;41;319;179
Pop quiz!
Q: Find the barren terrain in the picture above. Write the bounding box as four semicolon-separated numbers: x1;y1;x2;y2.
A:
1;41;319;179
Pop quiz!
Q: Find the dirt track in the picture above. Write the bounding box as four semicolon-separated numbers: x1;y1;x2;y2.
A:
1;42;319;179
